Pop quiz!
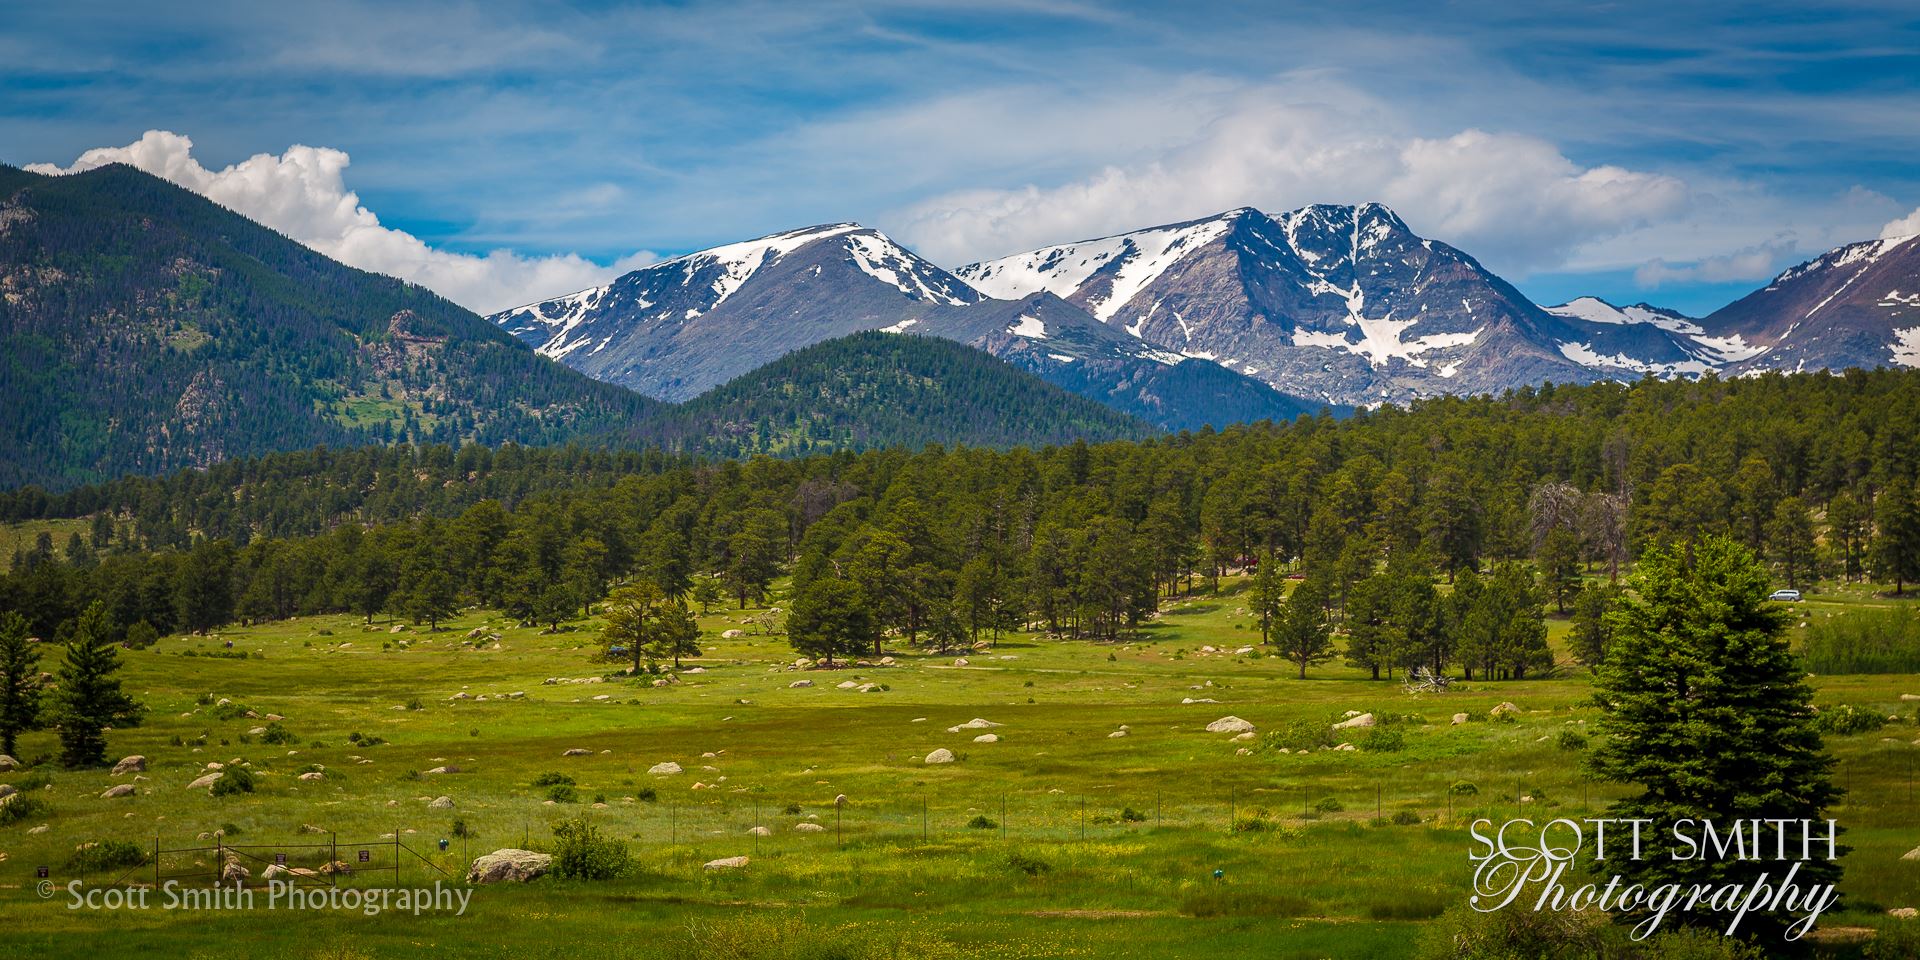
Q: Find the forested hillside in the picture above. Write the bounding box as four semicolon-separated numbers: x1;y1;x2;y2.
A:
644;332;1151;458
4;369;1918;681
0;164;664;490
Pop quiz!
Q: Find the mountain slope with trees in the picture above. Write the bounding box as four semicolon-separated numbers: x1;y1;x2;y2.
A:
648;331;1152;457
0;162;660;491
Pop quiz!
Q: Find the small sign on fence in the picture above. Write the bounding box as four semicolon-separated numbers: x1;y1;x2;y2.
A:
275;853;287;865
358;850;371;863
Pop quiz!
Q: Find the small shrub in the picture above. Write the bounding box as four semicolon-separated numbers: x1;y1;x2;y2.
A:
260;723;297;746
405;698;425;711
1313;796;1344;813
1448;780;1479;797
635;787;658;802
0;794;51;826
549;818;630;880
451;818;476;838
1390;810;1422;826
66;839;148;873
545;784;580;804
966;814;998;830
207;701;251;721
211;767;255;797
1119;807;1147;823
1263;719;1334;753
1007;851;1050;875
346;731;386;747
531;772;576;788
1556;730;1589;751
124;621;160;649
220;822;243;836
1811;703;1887;735
1359;727;1405;752
1232;815;1274;832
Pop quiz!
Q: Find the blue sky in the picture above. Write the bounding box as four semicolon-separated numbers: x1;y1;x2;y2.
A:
6;0;1920;315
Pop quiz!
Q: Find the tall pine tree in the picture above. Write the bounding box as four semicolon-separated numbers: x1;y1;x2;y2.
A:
51;602;142;768
1587;537;1841;941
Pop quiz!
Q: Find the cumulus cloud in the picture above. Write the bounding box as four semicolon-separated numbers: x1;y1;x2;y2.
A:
893;85;1689;274
1884;206;1920;239
25;131;652;313
1632;238;1800;288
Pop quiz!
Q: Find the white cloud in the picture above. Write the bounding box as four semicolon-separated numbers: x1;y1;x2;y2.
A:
1884;206;1920;239
25;131;652;313
1633;239;1800;288
893;83;1689;274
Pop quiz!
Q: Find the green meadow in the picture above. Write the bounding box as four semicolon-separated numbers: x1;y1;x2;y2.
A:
3;578;1919;959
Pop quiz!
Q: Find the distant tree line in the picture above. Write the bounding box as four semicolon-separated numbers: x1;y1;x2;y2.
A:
2;369;1919;682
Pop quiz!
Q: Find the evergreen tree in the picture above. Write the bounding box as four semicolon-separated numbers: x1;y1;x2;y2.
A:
1537;526;1583;614
1567;580;1619;667
1588;537;1842;942
1826;491;1868;583
1273;576;1333;679
51;602;142;768
1248;558;1284;645
0;612;42;757
787;576;873;667
1874;478;1920;594
1766;496;1817;590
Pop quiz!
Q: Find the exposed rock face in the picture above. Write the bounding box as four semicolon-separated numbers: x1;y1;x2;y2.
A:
112;755;146;775
1205;716;1256;734
467;849;553;884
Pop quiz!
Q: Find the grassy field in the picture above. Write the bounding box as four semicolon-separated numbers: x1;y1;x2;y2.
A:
2;577;1918;958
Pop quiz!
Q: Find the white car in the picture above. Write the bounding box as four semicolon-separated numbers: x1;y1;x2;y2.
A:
1769;589;1802;602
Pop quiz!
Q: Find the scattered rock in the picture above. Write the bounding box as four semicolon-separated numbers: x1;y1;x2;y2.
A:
29;824;50;835
747;826;771;837
298;772;325;782
1108;730;1128;738
1334;743;1356;751
428;796;454;809
263;863;289;881
1902;846;1920;862
1901;694;1920;702
0;784;14;799
947;718;1002;732
1891;907;1918;920
704;856;750;870
1232;731;1256;742
648;762;683;775
101;784;136;799
973;733;1000;743
1205;716;1256;734
186;772;223;791
425;766;460;775
112;755;146;776
722;629;745;639
299;824;326;834
952;658;969;667
836;680;859;689
1451;713;1470;725
562;748;592;757
0;755;16;772
789;680;814;688
925;748;956;764
794;822;826;833
1333;713;1376;731
1181;697;1219;704
1490;702;1521;718
467;849;552;883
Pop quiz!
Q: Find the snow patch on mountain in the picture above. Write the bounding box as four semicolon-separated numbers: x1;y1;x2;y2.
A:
1557;341;1716;377
1892;327;1920;367
955;212;1240;321
1009;314;1047;339
1546;297;1704;336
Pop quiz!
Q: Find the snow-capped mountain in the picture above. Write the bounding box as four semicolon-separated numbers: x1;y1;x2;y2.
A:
959;204;1600;406
492;224;1326;430
1698;233;1920;374
493;224;983;401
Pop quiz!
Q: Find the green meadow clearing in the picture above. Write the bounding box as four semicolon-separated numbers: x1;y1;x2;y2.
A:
3;578;1919;959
